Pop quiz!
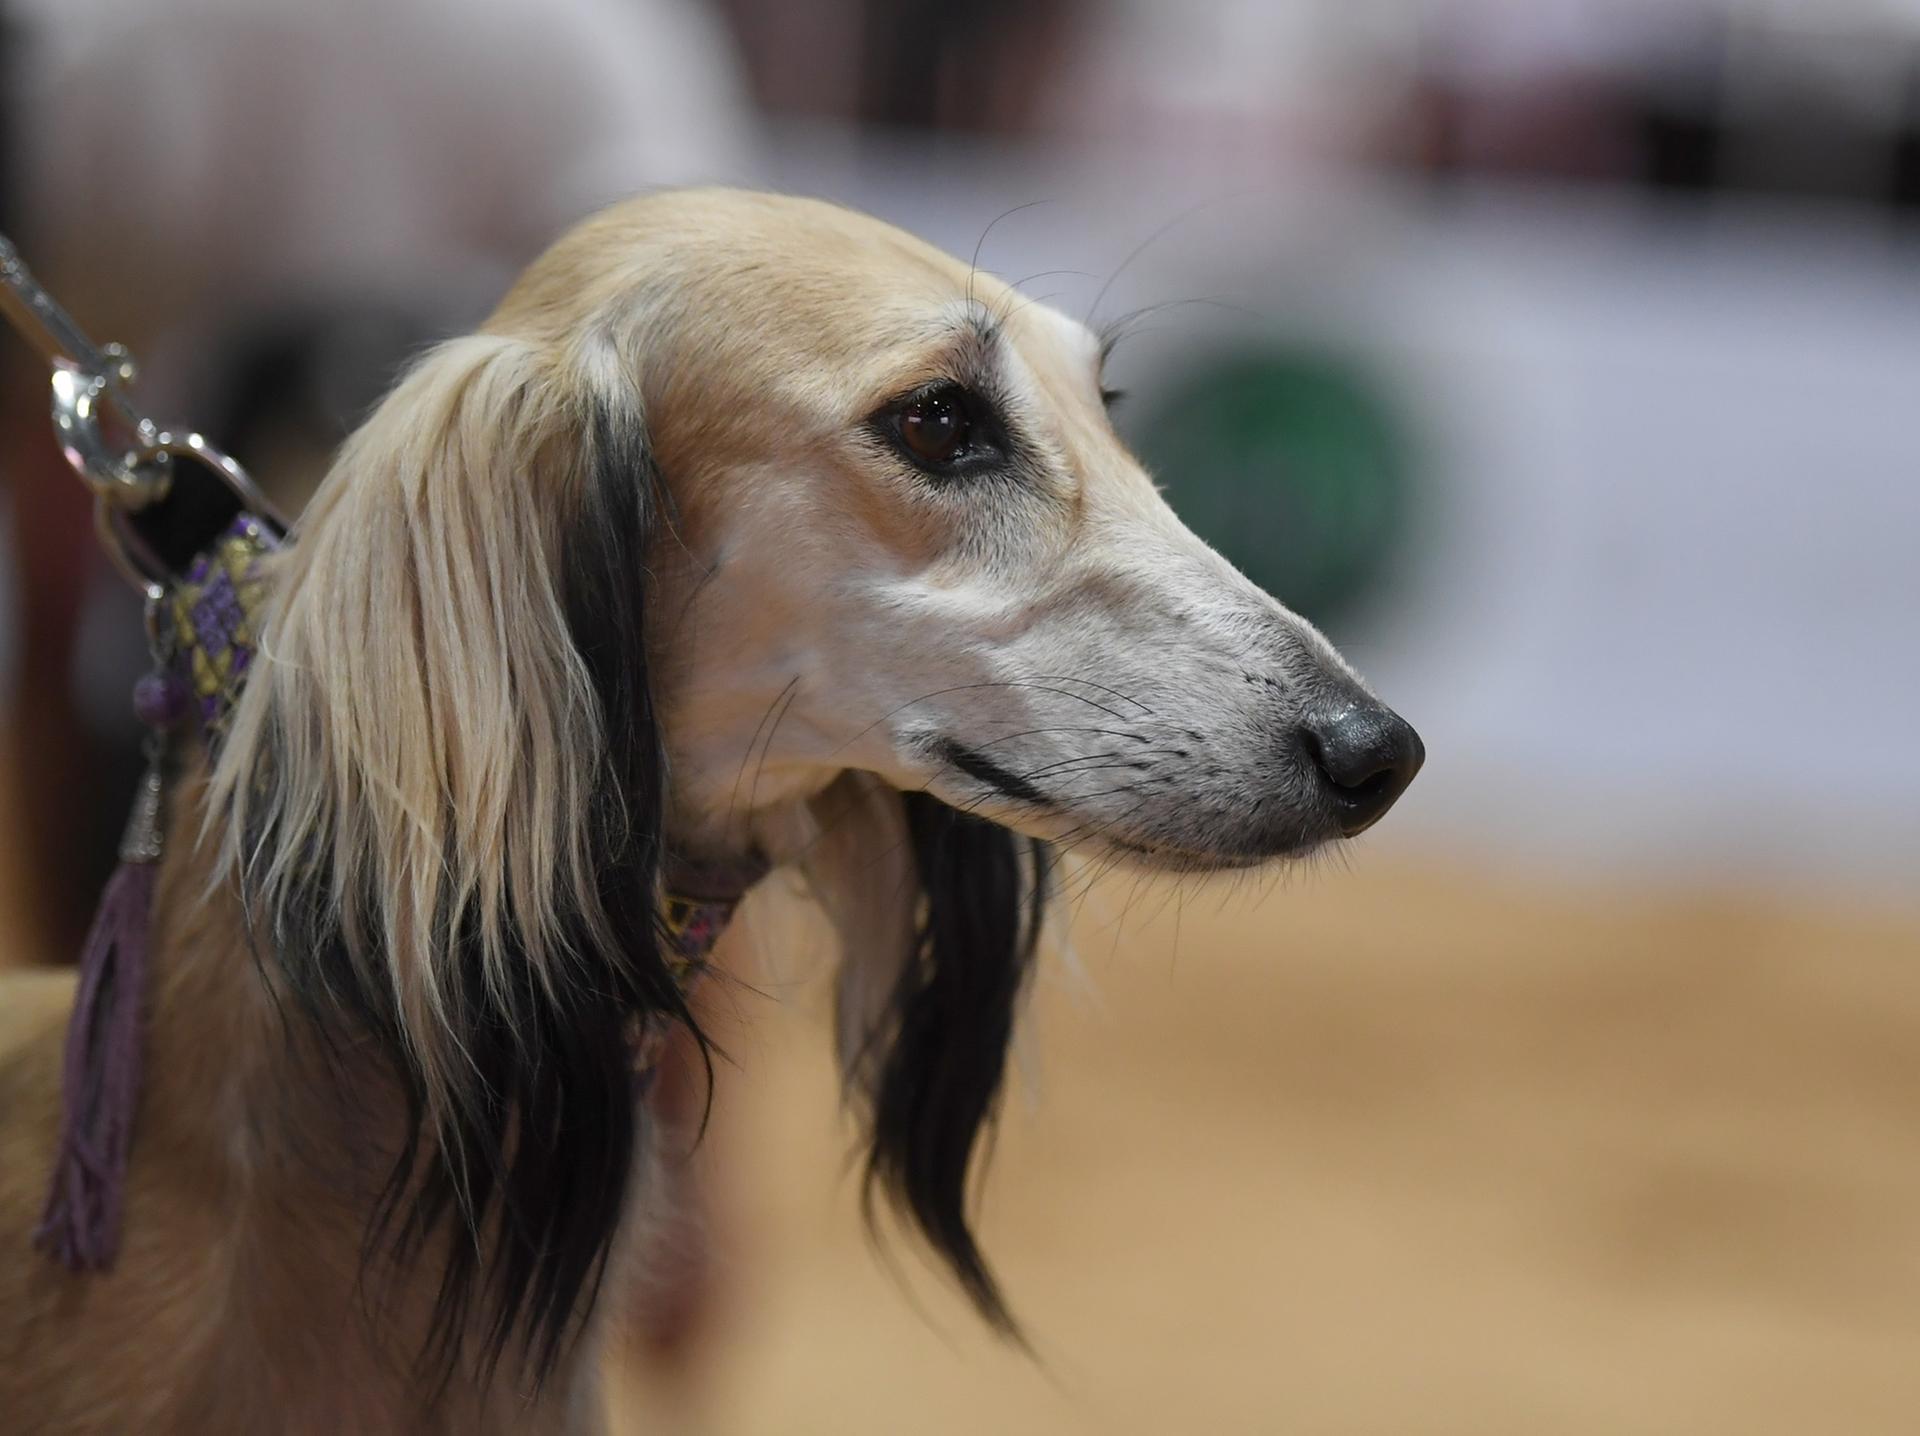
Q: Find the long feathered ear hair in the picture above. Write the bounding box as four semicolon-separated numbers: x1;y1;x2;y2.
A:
801;775;1054;1334
207;332;688;1384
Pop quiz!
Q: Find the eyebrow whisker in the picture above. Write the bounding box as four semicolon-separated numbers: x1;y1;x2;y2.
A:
1097;296;1268;363
968;199;1052;312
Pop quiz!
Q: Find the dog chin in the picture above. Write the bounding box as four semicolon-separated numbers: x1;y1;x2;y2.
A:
924;772;1340;873
1072;818;1340;874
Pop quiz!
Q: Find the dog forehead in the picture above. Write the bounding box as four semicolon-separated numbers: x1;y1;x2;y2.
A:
554;190;1098;360
642;191;973;304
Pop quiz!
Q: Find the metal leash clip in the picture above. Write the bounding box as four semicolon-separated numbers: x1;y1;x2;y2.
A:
0;233;285;597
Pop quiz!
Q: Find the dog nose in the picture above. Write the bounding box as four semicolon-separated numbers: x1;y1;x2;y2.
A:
1301;700;1424;836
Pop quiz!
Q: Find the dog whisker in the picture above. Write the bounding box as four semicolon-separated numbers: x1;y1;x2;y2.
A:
973;725;1154;749
1083;192;1249;329
744;680;803;835
832;679;1149;758
727;675;801;845
967;199;1052;313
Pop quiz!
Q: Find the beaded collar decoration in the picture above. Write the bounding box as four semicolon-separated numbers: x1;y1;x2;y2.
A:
37;513;756;1270
161;516;274;733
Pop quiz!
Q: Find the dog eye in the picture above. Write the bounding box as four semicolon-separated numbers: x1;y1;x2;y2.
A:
895;385;974;467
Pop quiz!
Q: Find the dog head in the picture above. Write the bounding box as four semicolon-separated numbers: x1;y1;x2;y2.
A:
496;191;1422;867
213;190;1420;1378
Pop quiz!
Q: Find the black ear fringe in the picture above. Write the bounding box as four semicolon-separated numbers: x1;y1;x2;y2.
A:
260;394;697;1395
434;395;701;1385
864;791;1053;1335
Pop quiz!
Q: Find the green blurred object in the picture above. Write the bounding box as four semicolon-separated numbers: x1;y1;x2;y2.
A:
1130;350;1413;631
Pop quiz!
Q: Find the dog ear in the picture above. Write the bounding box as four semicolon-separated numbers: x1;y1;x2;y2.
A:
798;771;920;1090
212;333;690;1383
802;778;1053;1334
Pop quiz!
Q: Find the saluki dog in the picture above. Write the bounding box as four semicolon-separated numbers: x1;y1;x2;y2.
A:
0;189;1422;1432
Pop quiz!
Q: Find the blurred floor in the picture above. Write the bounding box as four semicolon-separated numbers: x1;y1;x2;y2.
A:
614;859;1920;1436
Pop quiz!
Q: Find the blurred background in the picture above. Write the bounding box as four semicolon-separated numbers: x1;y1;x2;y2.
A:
4;0;1920;1431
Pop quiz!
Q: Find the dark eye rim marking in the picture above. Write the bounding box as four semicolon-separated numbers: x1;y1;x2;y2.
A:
871;380;1013;480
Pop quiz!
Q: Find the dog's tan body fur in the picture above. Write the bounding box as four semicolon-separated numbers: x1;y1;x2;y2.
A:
0;190;1415;1431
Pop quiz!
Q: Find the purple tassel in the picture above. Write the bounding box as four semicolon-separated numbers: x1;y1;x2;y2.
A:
35;728;169;1270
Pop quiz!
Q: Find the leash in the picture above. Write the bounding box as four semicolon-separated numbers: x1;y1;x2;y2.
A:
2;235;287;1270
1;236;756;1272
0;234;289;595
